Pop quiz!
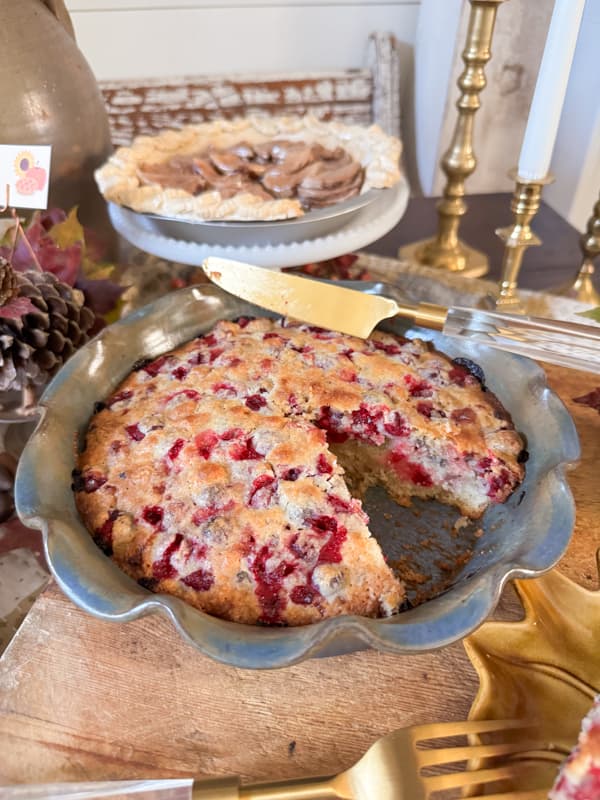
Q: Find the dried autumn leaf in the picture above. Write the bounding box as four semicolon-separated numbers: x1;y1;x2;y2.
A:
48;206;85;251
578;307;600;324
0;296;37;319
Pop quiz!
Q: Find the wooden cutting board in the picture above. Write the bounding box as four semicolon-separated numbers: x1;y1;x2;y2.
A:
1;363;598;785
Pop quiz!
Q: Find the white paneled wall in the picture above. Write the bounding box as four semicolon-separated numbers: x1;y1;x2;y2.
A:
66;1;421;80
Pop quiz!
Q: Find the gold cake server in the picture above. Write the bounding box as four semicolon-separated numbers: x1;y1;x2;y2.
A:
202;257;600;373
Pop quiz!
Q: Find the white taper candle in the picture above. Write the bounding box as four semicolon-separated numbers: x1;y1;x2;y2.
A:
517;0;586;181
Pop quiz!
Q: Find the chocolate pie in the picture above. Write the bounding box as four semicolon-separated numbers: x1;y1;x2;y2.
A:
95;116;402;221
74;318;525;626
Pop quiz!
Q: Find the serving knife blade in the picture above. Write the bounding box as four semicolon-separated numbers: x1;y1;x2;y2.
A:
202;257;600;373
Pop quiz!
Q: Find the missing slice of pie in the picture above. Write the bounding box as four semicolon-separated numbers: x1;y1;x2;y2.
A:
74;318;525;626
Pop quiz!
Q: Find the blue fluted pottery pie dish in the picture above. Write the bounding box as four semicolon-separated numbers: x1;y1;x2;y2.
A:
14;283;580;668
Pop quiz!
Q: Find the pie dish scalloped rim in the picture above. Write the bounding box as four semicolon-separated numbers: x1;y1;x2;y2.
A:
14;283;580;668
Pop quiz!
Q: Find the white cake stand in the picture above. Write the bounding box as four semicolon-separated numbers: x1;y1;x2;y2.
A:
108;178;409;270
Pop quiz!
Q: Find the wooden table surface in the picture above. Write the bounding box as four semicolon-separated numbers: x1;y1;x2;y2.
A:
1;362;599;786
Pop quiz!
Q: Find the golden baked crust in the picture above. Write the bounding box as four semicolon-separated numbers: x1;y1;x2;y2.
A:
94;115;402;221
74;318;525;626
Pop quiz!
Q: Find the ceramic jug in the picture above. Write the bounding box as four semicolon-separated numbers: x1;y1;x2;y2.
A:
0;0;113;229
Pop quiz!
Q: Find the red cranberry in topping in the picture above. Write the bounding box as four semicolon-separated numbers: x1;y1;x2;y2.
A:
125;423;145;441
248;475;277;508
416;402;433;419
143;355;168;377
166;388;200;403
384;412;410;437
308;515;338;534
404;374;432;397
221;427;243;441
190;351;208;366
195;430;219;459
341;348;355;360
245;394;267;411
142;505;164;527
182;568;214;592
152;533;183;580
203;333;217;347
72;470;107;493
191;500;234;525
167;438;185;460
373;339;402;355
172;366;189;381
317;525;347;564
230;437;263;460
316;406;348;443
478;456;493;471
487;469;512;499
451;407;477;424
209;348;224;363
327;494;352;513
351;403;384;439
263;332;281;340
290;585;318;605
452;357;485;386
317;454;333;475
388;450;433;487
249;545;292;625
94;509;119;555
212;382;236;396
227;357;242;367
234;316;253;328
107;390;133;408
282;467;301;481
338;369;358;383
109;440;124;453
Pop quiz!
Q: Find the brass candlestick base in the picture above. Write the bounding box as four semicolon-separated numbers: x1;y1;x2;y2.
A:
491;171;554;309
550;190;600;306
400;238;489;278
399;0;505;276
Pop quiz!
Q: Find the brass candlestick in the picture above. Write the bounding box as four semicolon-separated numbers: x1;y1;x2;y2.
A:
400;0;505;277
551;189;600;306
492;171;554;308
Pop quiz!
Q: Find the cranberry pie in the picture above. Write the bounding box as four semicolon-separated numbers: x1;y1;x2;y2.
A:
74;318;525;626
94;116;402;221
550;696;600;800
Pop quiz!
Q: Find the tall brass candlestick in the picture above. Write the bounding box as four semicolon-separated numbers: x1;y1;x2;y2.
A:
400;0;505;277
552;190;600;305
493;171;553;308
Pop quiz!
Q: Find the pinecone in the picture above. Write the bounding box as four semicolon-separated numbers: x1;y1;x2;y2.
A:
0;261;96;393
0;257;17;306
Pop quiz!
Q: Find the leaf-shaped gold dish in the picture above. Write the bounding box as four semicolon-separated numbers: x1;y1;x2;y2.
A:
464;559;600;794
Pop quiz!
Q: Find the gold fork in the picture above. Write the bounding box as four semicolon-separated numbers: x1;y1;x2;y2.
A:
192;719;563;799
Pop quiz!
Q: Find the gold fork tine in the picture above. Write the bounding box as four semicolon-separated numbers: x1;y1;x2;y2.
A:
409;718;533;741
425;762;528;793
416;740;557;767
467;791;550;800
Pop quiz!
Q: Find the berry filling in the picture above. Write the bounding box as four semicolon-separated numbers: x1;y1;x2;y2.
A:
125;423;145;441
152;533;183;580
230;437;263;460
182;568;214;592
94;509;119;555
195;430;219;459
245;394;267;411
142;505;164;527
